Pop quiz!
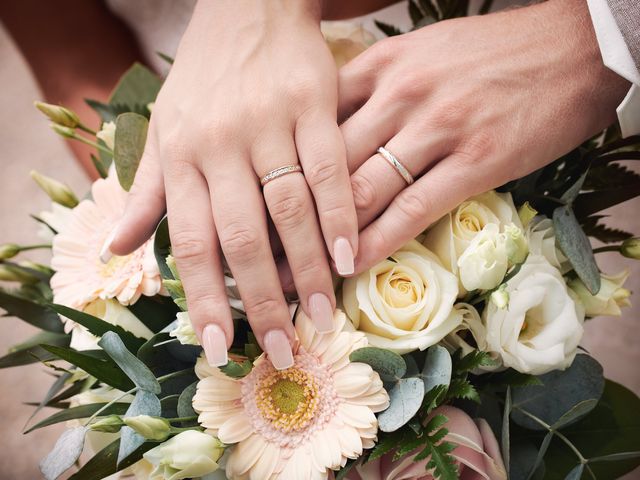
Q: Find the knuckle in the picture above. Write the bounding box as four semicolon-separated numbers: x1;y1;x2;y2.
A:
430;102;465;131
219;223;263;262
243;295;282;318
171;232;209;263
395;189;430;222
292;258;326;282
187;293;229;320
268;190;310;229
366;38;398;69
287;75;321;106
393;72;427;103
351;174;377;212
306;159;341;189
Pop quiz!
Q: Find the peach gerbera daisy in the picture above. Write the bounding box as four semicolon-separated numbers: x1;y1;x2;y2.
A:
50;173;161;323
193;309;390;480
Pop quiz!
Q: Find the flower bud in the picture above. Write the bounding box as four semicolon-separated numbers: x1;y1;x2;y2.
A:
170;312;199;346
123;415;171;441
621;237;640;260
0;264;39;284
34;101;80;128
19;261;54;276
502;224;528;264
162;279;185;299
90;415;125;433
569;271;631;317
518;201;538;228
490;284;509;309
50;123;76;138
0;243;20;260
30;170;79;208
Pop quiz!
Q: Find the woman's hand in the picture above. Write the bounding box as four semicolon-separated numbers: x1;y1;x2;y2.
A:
339;0;629;272
107;0;358;369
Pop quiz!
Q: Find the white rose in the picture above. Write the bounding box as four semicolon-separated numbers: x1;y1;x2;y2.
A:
423;191;522;294
322;22;376;67
342;240;460;354
170;311;199;345
143;430;224;480
569;270;631;317
96;121;116;150
70;299;154;351
457;224;509;291
525;217;568;270
484;255;584;375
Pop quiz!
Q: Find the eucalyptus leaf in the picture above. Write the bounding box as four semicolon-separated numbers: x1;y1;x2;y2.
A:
589;451;640;463
153;217;173;280
52;304;145;352
502;386;511;476
552;399;599;430
0;291;64;332
350;347;407;381
40;426;87;480
378;377;424;432
69;437;154;480
25;402;130;433
511;355;604;431
526;432;553;480
564;464;584;480
219;359;253;378
177;381;198;418
421;345;452;392
553;205;600;294
41;345;134;392
510;442;545;480
118;389;161;465
99;331;161;394
109;63;162;111
114;112;148;191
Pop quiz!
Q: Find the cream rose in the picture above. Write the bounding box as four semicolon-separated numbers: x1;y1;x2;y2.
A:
484;255;584;375
569;270;631;317
342;240;460;354
322;22;376;67
423;191;522;294
143;430;224;480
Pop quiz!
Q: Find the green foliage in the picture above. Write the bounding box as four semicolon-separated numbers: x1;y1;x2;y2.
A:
378;377;425;432
374;20;404;37
420;345;452;392
0;290;64;332
118;390;161;465
414;414;458;480
40;426;87;480
25;402;130;434
350;346;407;381
113;112;149;191
108;63;162;114
219;359;253;378
68;437;154;480
176;381;198;420
0;330;69;368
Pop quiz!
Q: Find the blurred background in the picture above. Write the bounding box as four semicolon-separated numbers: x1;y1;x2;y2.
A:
0;1;638;478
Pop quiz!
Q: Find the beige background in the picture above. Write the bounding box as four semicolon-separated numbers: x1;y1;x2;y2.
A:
1;7;639;479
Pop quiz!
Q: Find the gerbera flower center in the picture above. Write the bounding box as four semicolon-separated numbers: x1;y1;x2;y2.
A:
256;368;319;432
99;253;132;278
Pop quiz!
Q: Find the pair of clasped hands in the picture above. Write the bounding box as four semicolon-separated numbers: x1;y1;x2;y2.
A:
103;0;627;369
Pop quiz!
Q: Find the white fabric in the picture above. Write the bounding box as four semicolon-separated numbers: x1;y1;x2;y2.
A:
587;0;640;137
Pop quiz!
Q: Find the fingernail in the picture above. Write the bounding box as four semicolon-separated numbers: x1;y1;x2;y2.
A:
333;237;354;276
308;293;334;333
202;324;229;367
264;329;294;370
99;228;117;264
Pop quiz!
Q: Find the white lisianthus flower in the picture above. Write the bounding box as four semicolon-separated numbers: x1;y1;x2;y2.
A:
484;255;584;375
423;191;522;294
143;430;224;480
441;304;502;373
342;240;460;354
569;270;631;317
322;22;376;67
170;311;199;345
525;217;567;270
70;299;153;351
96;121;116;150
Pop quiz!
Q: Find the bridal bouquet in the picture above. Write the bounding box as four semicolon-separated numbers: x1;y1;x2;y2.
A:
2;7;640;480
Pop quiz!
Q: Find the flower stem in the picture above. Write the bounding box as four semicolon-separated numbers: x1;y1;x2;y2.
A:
592;245;620;254
19;244;52;251
157;368;195;383
77;123;97;135
83;386;138;427
72;132;112;155
168;416;198;423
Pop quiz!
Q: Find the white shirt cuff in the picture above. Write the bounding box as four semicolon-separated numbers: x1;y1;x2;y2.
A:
587;0;640;137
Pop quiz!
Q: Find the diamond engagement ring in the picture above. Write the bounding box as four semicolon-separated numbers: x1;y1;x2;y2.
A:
377;147;414;185
260;165;303;187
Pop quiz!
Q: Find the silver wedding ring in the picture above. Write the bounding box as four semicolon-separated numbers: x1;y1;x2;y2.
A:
377;147;414;185
260;165;303;187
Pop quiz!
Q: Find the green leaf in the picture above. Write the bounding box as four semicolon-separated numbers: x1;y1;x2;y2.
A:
584;162;640;190
564;464;584;480
408;0;423;24
378;377;424;432
421;345;452;392
526;432;553;480
574;185;640;219
118;389;161;465
90;153;109;179
511;355;604;431
99;332;161;394
51;304;145;352
369;430;405;461
489;369;543;388
68;437;154;480
510;442;546;480
40;426;87;480
177;381;198;419
561;168;589;204
553;205;601;294
502;386;512;477
109;63;162;111
453;350;495;373
446;378;480;403
552;399;599;430
25;402;130;433
350;347;407;381
581;215;633;243
113;112;148;191
421;384;447;414
374;20;404;37
153;217;174;280
41;345;134;392
0;331;69;368
219;359;253;378
0;290;64;332
128;295;177;333
589;451;640;463
420;438;458;480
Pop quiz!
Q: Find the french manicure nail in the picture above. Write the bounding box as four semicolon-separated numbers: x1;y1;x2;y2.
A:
99;228;117;264
264;329;294;370
309;293;334;333
333;237;354;276
202;324;229;367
